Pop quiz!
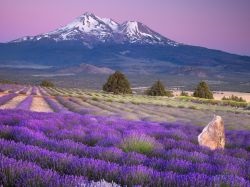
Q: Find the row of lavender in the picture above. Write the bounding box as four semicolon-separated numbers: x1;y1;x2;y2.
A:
0;84;46;96
0;84;24;93
0;92;87;113
0;109;249;186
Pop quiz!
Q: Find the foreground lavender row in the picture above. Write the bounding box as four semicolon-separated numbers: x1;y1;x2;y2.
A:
0;109;249;186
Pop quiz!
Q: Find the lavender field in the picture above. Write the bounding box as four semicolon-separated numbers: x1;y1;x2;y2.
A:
0;83;250;186
1;0;250;186
0;84;250;129
0;109;249;186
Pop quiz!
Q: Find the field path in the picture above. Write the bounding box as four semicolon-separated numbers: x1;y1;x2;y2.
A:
30;96;53;112
35;87;42;96
0;95;27;109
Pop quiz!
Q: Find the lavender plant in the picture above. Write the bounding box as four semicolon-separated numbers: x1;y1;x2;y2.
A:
16;96;33;110
44;96;70;113
0;109;249;186
0;93;17;105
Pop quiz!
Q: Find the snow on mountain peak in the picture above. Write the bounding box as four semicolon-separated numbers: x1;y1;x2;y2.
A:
119;21;168;44
53;12;113;33
11;12;179;46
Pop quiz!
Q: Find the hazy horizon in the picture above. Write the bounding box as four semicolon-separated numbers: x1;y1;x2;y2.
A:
0;0;250;56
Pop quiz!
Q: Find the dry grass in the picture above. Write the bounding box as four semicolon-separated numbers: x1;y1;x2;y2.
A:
213;91;250;102
173;90;250;102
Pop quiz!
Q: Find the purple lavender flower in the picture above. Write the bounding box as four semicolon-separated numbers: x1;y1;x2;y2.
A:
0;93;17;105
16;96;33;110
0;109;249;186
44;96;70;113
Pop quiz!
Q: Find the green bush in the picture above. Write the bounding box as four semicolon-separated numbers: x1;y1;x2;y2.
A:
121;133;162;155
188;106;197;110
222;95;246;102
178;105;185;108
106;99;113;102
180;91;189;97
131;101;140;105
40;80;54;87
146;80;173;97
179;96;247;108
221;100;247;108
0;79;17;84
103;71;132;94
92;97;99;101
193;81;213;99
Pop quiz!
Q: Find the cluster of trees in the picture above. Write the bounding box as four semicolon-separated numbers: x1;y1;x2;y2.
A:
103;71;173;96
103;71;214;99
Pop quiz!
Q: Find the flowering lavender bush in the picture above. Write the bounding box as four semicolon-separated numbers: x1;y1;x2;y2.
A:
0;109;249;186
31;86;38;95
16;96;33;110
56;96;90;114
0;93;17;105
44;96;70;113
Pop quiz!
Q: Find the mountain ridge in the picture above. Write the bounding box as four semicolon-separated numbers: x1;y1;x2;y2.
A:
1;12;250;91
11;12;179;46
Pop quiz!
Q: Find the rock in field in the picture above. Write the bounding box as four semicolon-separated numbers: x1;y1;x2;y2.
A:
198;115;225;150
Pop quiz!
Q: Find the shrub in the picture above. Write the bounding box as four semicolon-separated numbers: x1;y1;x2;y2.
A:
146;80;173;97
121;132;162;155
180;91;189;97
103;71;132;94
222;95;246;102
188;106;197;110
193;81;213;99
221;100;248;108
131;101;140;105
0;79;17;84
178;105;185;108
40;80;54;87
92;97;99;101
106;99;113;102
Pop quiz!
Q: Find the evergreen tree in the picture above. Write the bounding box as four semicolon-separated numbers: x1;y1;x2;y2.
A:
180;91;189;97
40;80;54;87
147;80;173;96
103;71;132;94
193;81;213;99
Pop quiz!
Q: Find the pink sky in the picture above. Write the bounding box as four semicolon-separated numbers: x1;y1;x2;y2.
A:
0;0;250;56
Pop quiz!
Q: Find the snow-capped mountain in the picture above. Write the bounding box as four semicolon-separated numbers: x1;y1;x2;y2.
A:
12;12;179;46
119;21;175;45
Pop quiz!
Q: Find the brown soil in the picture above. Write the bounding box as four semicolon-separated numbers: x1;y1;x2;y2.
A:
30;96;53;112
0;95;27;109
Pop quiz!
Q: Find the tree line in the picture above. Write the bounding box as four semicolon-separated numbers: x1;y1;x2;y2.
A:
102;71;214;99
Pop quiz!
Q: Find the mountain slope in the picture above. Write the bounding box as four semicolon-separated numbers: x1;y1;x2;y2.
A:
58;63;115;74
1;13;250;91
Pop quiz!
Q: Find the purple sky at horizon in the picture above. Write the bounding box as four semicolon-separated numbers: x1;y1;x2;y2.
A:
0;0;250;56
